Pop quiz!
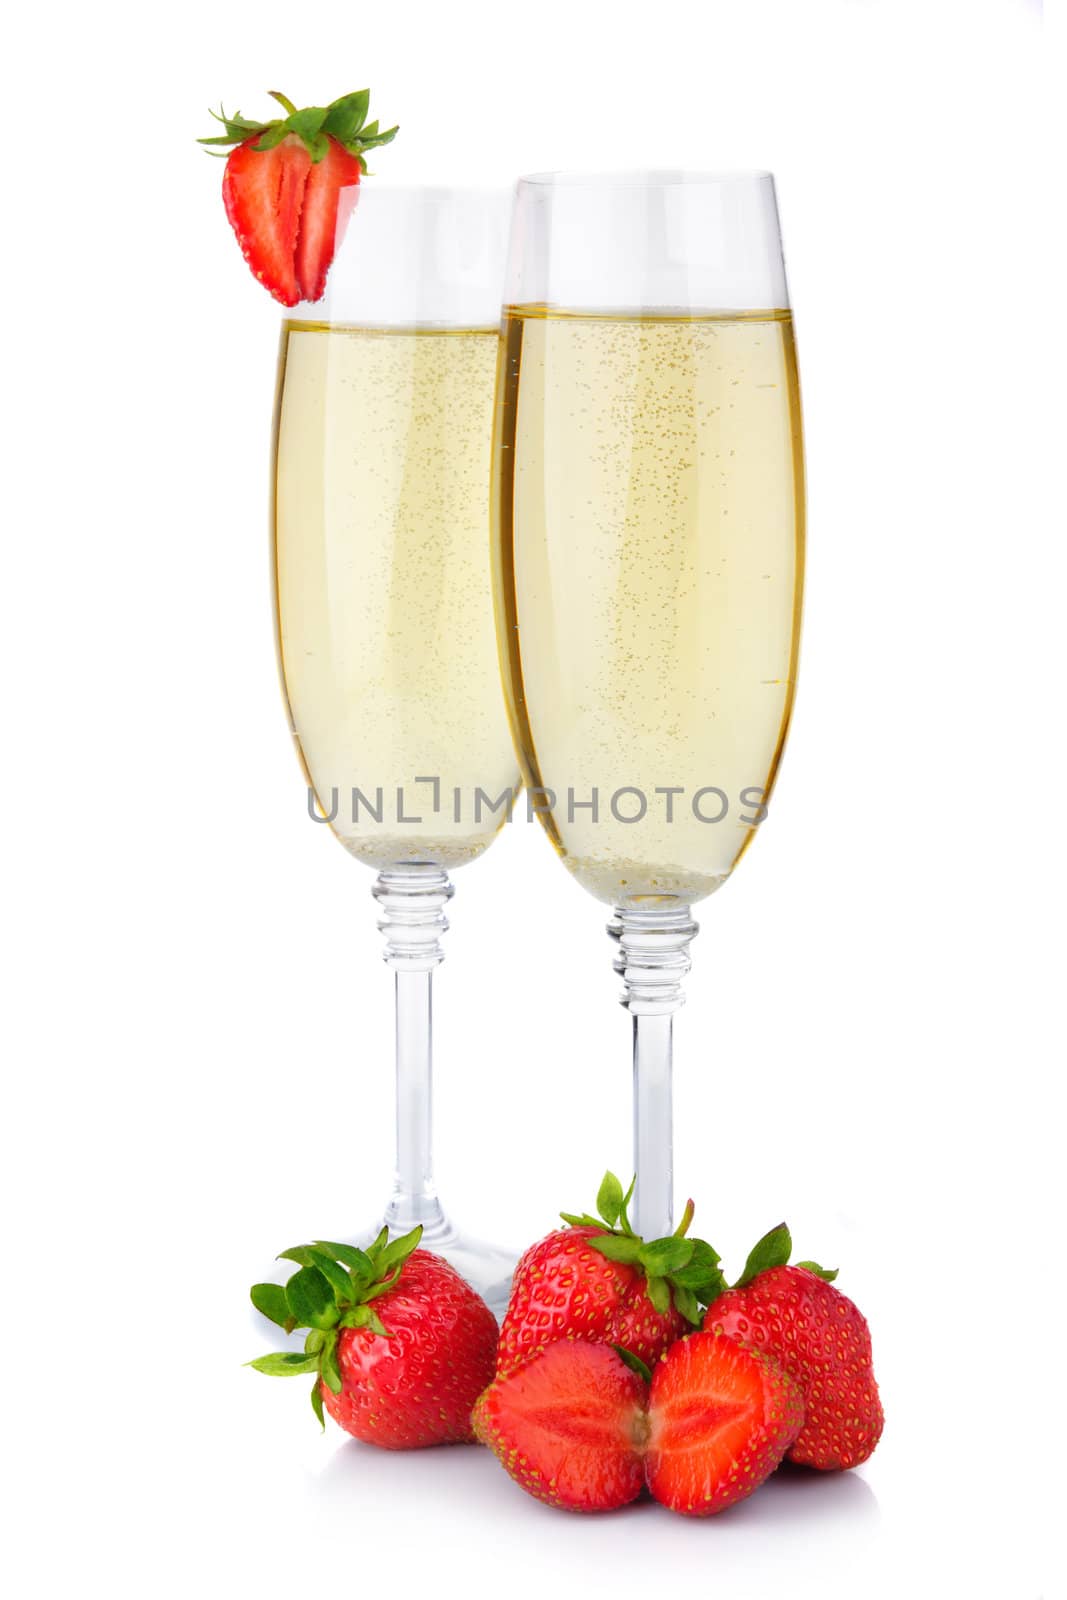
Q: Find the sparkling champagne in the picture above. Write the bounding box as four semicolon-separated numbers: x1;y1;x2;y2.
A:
493;308;804;907
274;322;519;868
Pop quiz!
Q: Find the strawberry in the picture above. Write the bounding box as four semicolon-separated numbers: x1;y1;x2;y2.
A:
644;1331;804;1516
248;1227;498;1448
473;1340;648;1512
704;1224;884;1470
221;135;309;306
474;1334;803;1516
294;138;361;302
496;1172;726;1378
200;89;397;306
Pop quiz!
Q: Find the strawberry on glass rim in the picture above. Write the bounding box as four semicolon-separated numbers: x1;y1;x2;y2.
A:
199;89;397;306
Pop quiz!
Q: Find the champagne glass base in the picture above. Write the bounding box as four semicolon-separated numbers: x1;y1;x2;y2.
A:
355;1208;517;1321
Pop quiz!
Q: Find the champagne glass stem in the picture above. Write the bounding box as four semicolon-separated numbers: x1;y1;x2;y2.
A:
391;966;435;1215
631;1012;674;1240
373;865;454;1234
609;906;699;1239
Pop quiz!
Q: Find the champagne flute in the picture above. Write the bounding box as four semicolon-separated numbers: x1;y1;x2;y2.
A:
492;172;804;1238
273;186;520;1312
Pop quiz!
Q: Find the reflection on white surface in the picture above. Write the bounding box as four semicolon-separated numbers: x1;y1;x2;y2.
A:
316;1440;876;1523
301;1436;883;1600
314;1433;880;1543
731;1459;880;1527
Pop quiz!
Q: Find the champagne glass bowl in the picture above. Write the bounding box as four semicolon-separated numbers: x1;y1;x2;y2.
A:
272;186;521;1312
491;172;804;1237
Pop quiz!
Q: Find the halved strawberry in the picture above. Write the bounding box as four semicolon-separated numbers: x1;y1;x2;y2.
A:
645;1331;804;1516
295;138;362;303
222;135;310;307
201;89;397;306
475;1333;803;1517
473;1341;648;1513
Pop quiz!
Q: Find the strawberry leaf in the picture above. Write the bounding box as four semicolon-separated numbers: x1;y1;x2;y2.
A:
612;1346;653;1384
796;1260;839;1282
324;89;370;143
321;1331;343;1395
278;1245;321;1269
672;1285;702;1326
310;1379;325;1430
358;125;398;152
305;1249;356;1302
247;1352;319;1376
199;90;396;170
566;1174;722;1310
250;1282;295;1330
197;106;266;146
377;1225;423;1274
735;1223;792;1289
285;106;329;145
618;1175;636;1235
645;1275;671;1314
252;123;291;153
694;1268;728;1305
362;1269;404;1303
639;1237;694;1276
597;1172;625;1228
248;1221;419;1426
588;1234;642;1265
286;1266;340;1330
314;1241;374;1277
342;1303;390;1337
670;1239;722;1288
200;90;397;166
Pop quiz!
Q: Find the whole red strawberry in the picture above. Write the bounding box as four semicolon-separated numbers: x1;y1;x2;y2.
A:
705;1224;884;1470
496;1172;726;1378
200;90;398;305
248;1228;497;1448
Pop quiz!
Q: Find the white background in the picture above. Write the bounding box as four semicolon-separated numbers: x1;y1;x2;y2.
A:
2;1;1062;1596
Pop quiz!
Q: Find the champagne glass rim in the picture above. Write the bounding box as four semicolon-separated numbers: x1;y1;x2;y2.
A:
518;169;774;189
344;181;512;199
